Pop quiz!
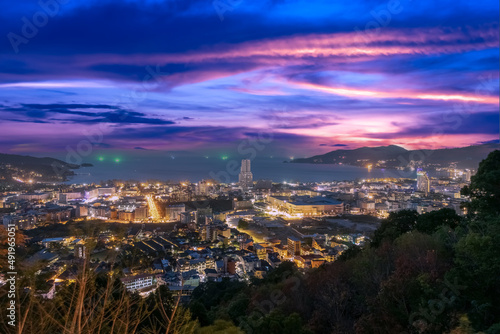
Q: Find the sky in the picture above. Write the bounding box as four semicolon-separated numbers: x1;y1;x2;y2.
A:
0;0;498;159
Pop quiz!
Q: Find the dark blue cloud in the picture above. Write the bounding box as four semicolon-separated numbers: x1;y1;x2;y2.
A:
23;103;119;109
0;0;497;154
478;139;499;144
0;103;176;125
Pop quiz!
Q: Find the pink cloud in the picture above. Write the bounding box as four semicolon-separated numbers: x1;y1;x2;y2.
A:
76;25;498;65
288;81;499;104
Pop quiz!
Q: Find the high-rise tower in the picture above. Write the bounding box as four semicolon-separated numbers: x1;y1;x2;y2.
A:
417;170;430;196
239;159;253;189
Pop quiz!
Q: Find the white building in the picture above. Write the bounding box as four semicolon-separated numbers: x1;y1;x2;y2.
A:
85;187;115;199
18;193;50;201
58;192;83;203
120;274;155;291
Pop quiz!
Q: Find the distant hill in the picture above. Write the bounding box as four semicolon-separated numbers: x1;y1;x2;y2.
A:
0;153;81;182
291;143;499;169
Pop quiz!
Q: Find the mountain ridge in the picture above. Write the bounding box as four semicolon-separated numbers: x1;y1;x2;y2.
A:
291;143;499;169
0;152;81;182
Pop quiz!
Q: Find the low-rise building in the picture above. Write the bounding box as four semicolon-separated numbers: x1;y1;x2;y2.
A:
121;274;155;291
268;196;343;216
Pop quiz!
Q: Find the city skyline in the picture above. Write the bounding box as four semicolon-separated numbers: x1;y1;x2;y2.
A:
1;1;500;333
0;0;498;158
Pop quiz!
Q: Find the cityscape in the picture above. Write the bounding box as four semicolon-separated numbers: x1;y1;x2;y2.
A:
2;151;499;332
0;0;499;333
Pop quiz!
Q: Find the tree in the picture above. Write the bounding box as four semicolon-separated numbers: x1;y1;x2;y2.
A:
237;220;249;230
190;301;210;326
415;208;461;234
337;244;361;261
449;215;500;330
461;150;500;217
196;320;243;334
371;210;419;247
450;151;500;331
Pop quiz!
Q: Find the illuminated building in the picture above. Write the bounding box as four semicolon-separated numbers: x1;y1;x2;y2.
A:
287;236;301;256
254;244;267;259
417;170;430;195
464;169;472;182
134;206;149;220
165;204;185;221
180;211;195;224
3;214;37;230
120;274;155;291
196;180;213;196
76;205;88;217
226;258;236;275
202;224;218;242
85;187;115;199
18;193;50;201
217;227;231;238
239;159;253;189
118;211;133;221
195;207;212;224
58;192;83;203
268;196;344;216
273;244;288;258
74;244;86;259
312;239;325;251
233;198;253;210
88;206;110;219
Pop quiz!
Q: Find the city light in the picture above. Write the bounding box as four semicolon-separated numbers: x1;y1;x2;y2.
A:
3;0;497;330
146;194;161;219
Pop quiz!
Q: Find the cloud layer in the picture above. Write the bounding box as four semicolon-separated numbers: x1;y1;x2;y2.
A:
0;0;498;155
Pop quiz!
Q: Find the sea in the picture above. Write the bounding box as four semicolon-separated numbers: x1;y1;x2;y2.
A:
64;155;415;184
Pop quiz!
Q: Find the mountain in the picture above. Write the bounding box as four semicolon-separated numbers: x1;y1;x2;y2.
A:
291;143;499;169
0;153;81;182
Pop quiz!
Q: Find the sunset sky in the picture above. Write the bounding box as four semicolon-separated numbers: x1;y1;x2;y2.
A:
0;0;498;157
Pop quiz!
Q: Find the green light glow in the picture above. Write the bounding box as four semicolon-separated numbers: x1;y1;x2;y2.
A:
98;156;104;161
221;155;228;160
115;158;121;163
